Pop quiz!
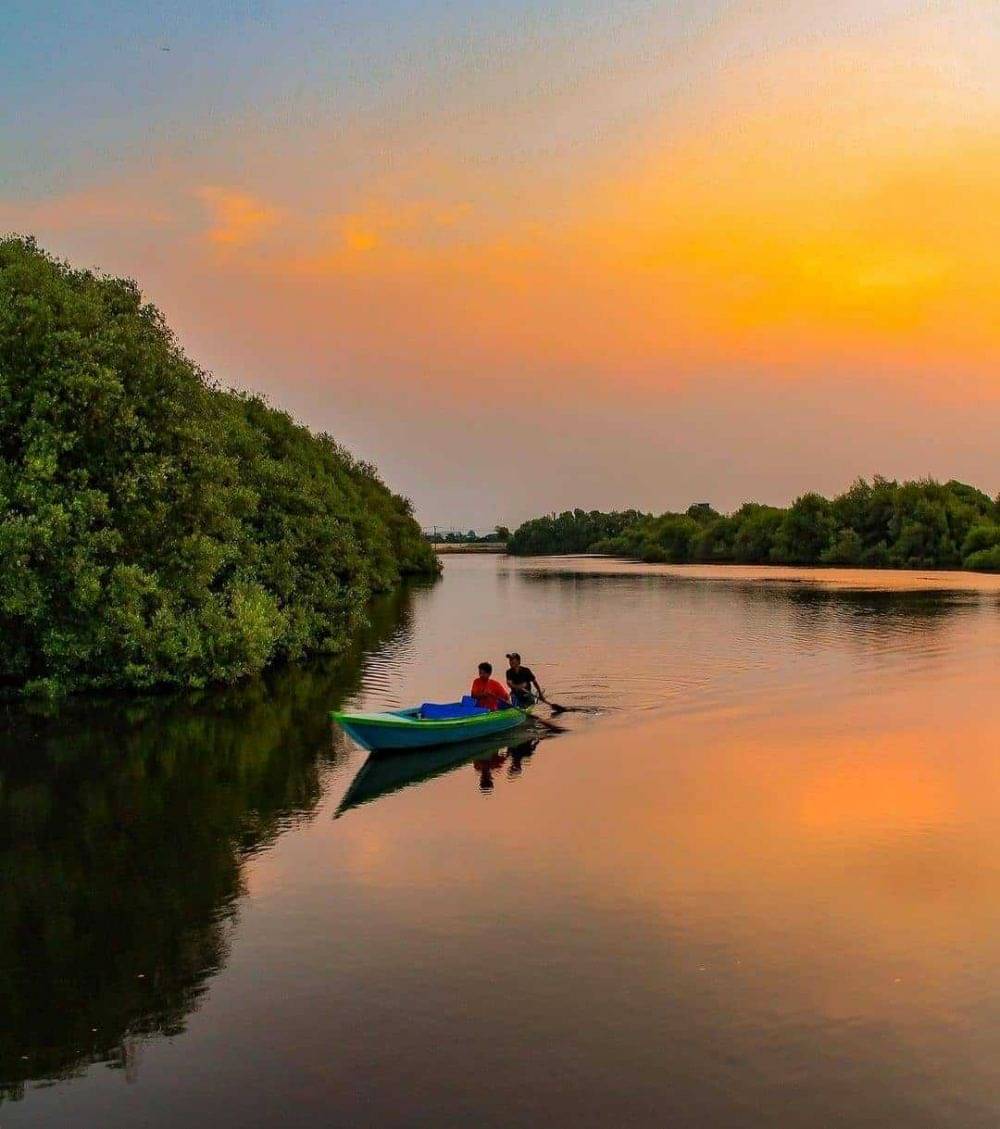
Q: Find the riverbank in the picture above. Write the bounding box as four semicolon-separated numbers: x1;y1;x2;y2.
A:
432;542;508;554
503;554;1000;592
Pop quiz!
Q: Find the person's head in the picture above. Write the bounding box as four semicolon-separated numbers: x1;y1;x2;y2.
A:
478;661;492;677
506;652;521;669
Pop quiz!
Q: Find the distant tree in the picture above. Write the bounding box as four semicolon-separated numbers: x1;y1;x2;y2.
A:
692;515;736;561
686;503;719;523
964;545;1000;571
641;514;700;562
887;481;963;567
962;523;1000;559
822;528;864;566
832;477;897;557
771;494;835;564
732;504;784;563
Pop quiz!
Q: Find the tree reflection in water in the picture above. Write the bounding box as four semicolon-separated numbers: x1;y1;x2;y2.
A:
0;584;421;1103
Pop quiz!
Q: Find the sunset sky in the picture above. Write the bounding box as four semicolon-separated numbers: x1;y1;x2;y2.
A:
3;1;997;528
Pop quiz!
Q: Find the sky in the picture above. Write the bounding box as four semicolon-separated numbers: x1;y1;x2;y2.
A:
2;1;997;529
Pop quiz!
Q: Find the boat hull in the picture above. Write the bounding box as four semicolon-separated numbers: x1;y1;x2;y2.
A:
331;705;530;752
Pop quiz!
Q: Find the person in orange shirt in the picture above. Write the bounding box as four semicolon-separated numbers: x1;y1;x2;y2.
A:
470;662;511;711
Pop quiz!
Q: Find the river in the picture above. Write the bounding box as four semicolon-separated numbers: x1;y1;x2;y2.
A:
2;555;999;1127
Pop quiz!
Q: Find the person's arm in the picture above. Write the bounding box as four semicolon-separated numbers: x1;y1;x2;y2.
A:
531;673;545;699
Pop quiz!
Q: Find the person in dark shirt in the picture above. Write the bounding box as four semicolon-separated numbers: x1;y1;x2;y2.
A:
505;652;544;707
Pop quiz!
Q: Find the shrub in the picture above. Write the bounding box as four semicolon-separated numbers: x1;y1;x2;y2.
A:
964;545;1000;572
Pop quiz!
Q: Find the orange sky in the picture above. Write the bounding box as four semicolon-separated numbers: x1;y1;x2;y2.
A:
2;1;997;525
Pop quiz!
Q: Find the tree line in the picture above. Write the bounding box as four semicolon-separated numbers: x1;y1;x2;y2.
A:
0;237;438;697
508;479;1000;571
426;526;511;544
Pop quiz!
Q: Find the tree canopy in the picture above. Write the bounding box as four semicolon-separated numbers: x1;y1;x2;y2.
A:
506;509;646;555
0;237;437;697
509;479;1000;571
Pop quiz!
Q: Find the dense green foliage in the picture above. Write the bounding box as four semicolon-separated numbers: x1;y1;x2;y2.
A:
509;480;1000;570
507;509;646;555
429;526;509;544
0;237;437;697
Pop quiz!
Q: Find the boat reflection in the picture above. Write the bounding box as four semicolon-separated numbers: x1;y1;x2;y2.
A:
335;733;552;815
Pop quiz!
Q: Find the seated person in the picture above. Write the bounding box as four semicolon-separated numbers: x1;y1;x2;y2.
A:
470;662;511;711
505;652;543;707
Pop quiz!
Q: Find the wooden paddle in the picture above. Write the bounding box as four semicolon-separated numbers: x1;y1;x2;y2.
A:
509;694;566;732
538;694;589;715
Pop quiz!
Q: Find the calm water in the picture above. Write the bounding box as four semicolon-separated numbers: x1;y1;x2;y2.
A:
3;556;1000;1127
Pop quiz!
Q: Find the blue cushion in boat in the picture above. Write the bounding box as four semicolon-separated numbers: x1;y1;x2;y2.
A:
420;700;488;719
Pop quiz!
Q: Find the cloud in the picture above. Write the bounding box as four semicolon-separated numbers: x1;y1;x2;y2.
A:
196;186;283;247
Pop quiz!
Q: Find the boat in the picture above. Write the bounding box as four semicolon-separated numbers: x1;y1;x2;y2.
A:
330;696;532;753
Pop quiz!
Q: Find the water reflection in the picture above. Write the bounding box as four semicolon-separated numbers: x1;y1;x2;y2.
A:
3;558;999;1127
505;737;539;777
474;737;542;791
0;584;423;1103
336;735;546;814
488;559;999;716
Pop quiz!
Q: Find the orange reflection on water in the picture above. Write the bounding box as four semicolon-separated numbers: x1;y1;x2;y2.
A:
798;746;955;835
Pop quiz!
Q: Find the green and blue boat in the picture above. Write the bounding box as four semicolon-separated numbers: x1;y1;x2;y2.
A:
331;696;531;752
